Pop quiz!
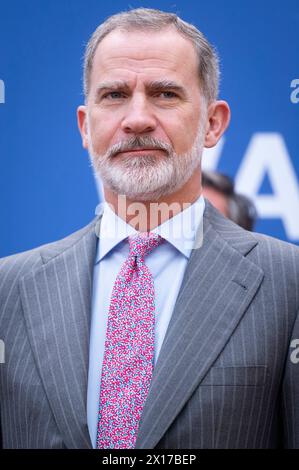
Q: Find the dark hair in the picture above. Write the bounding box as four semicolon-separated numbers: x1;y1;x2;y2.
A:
228;194;257;231
202;171;234;196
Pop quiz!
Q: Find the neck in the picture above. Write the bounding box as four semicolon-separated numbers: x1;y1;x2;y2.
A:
103;168;202;231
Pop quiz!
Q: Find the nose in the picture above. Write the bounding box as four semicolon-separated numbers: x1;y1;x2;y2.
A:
121;94;157;135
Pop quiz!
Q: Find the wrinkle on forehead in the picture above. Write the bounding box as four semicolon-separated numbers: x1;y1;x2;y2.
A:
93;29;198;73
99;57;182;73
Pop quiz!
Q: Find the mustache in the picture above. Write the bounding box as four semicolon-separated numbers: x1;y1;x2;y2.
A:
106;136;173;159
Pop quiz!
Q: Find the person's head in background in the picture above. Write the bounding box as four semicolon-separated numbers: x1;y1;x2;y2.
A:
202;170;257;231
202;171;234;217
229;193;257;231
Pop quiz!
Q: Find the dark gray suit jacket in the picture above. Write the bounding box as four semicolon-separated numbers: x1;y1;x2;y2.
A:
1;201;299;448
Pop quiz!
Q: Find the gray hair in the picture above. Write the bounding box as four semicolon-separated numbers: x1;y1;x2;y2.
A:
83;8;219;103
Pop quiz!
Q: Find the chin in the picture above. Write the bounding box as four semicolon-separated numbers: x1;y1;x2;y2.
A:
110;181;184;201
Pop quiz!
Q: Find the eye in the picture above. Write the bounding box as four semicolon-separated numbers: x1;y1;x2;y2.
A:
158;91;178;99
103;91;125;100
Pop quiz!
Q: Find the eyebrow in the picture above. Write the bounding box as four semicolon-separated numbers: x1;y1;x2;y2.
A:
94;79;187;99
95;81;130;94
146;80;186;97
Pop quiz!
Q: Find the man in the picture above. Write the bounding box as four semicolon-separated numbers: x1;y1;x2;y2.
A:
202;170;257;230
0;8;299;449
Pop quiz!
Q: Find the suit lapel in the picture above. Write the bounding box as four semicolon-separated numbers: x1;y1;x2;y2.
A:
19;218;99;449
135;203;264;448
17;201;264;449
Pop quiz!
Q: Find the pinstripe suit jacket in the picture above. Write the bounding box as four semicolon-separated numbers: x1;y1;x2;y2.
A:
1;200;299;449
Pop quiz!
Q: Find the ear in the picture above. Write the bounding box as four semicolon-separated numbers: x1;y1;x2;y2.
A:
204;100;231;148
77;105;89;149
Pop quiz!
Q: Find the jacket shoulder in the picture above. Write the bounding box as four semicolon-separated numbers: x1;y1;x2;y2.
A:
205;199;299;278
0;217;98;285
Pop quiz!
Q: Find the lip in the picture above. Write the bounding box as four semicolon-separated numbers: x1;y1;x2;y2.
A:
116;148;163;156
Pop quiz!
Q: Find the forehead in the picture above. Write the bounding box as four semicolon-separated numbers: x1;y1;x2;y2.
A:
90;28;200;87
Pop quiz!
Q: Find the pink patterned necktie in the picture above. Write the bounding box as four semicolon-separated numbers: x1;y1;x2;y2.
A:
96;231;164;449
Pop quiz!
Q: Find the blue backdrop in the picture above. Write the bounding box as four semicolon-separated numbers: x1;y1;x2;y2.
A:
0;0;298;257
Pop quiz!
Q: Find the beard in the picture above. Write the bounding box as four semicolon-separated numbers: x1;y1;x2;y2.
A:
87;119;206;201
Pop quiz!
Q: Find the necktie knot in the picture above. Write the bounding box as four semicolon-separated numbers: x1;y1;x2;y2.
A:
128;232;164;259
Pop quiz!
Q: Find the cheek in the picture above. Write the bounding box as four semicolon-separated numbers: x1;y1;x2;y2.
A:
161;104;202;152
88;111;120;152
164;117;201;155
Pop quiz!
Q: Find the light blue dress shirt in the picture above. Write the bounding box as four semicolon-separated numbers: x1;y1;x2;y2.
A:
87;195;205;447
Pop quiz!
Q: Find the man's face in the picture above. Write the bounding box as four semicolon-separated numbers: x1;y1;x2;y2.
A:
78;28;209;200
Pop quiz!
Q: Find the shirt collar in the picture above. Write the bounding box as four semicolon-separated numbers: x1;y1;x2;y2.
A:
95;195;205;263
